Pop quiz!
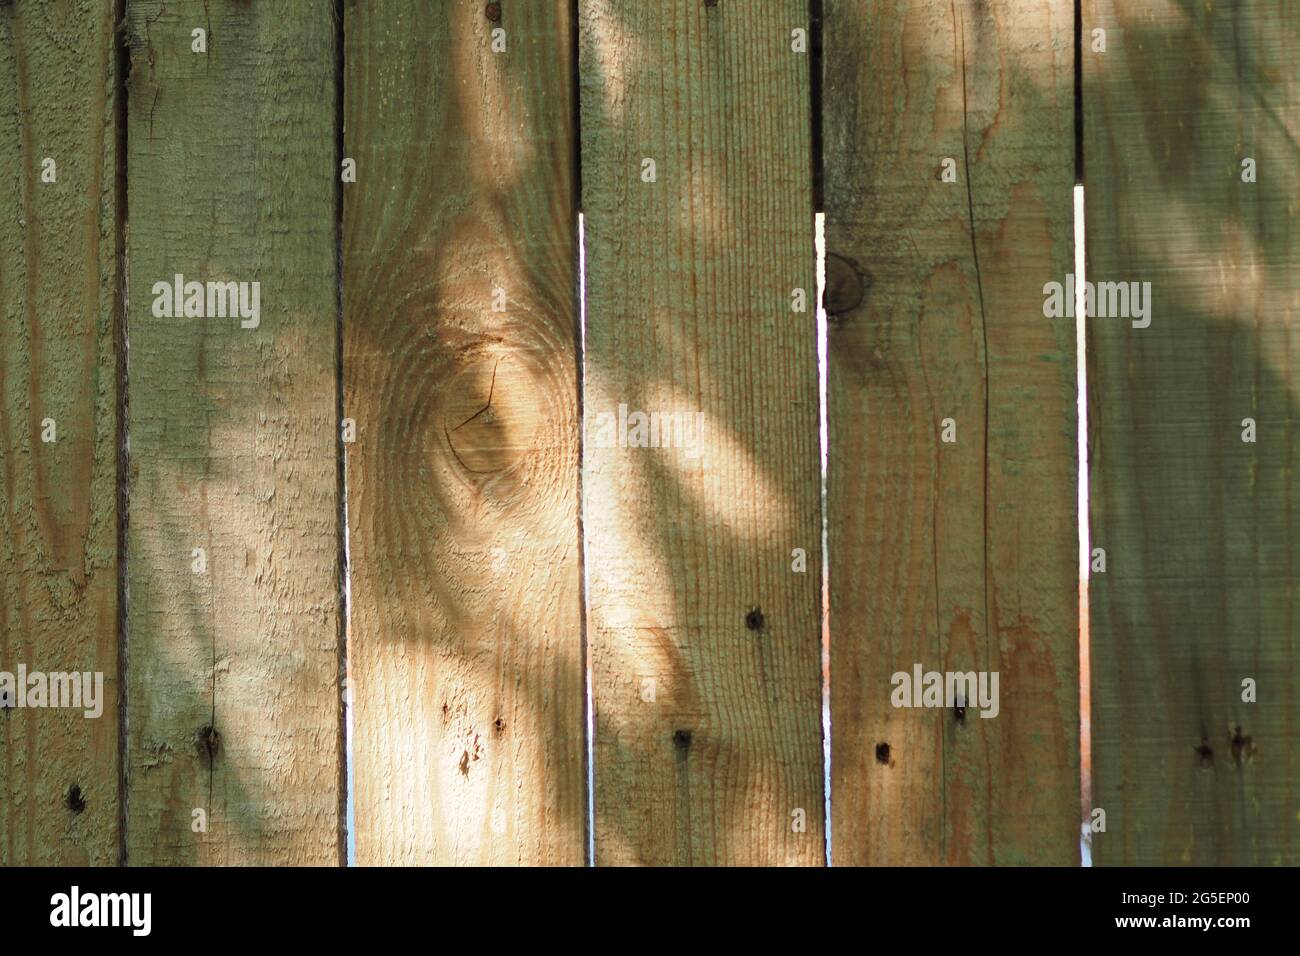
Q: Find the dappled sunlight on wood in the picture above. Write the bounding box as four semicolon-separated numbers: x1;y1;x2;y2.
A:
578;0;644;127
450;0;531;191
344;0;584;864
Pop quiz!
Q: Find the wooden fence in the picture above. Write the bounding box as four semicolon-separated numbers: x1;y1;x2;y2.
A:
0;0;1295;866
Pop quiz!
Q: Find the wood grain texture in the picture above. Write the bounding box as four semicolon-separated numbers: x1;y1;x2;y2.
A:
580;0;824;865
1084;0;1300;865
825;0;1079;864
125;0;342;865
0;0;121;865
343;0;584;865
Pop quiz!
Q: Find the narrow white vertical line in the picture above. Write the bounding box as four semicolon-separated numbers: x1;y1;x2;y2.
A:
343;459;355;867
815;212;832;866
343;447;358;868
579;211;595;867
1074;183;1092;867
579;214;588;359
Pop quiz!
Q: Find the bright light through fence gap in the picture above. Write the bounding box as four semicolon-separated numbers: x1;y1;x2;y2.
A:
343;455;355;867
815;212;831;866
578;211;595;867
1074;183;1092;868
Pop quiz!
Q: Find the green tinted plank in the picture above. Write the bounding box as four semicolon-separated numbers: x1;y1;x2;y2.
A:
1085;0;1300;865
0;0;122;866
125;0;342;864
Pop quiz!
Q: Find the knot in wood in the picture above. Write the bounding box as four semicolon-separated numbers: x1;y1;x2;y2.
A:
824;252;866;316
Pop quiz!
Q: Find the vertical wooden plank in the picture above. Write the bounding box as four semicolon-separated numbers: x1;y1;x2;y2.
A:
0;0;121;865
580;0;824;865
343;1;584;864
825;0;1079;864
125;0;342;864
1084;0;1300;864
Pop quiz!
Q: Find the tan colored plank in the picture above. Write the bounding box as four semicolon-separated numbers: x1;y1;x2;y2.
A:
580;0;824;865
343;0;584;865
826;0;1079;864
1084;0;1300;865
0;0;121;866
125;0;342;864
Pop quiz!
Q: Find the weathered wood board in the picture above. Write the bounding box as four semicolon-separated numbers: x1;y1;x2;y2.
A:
825;0;1080;864
4;0;1292;871
0;0;122;866
343;0;585;865
580;0;825;865
1084;0;1300;865
124;0;342;864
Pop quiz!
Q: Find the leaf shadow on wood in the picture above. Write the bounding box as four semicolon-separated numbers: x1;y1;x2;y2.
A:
116;0;343;866
578;0;826;865
1084;0;1300;865
341;0;585;864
